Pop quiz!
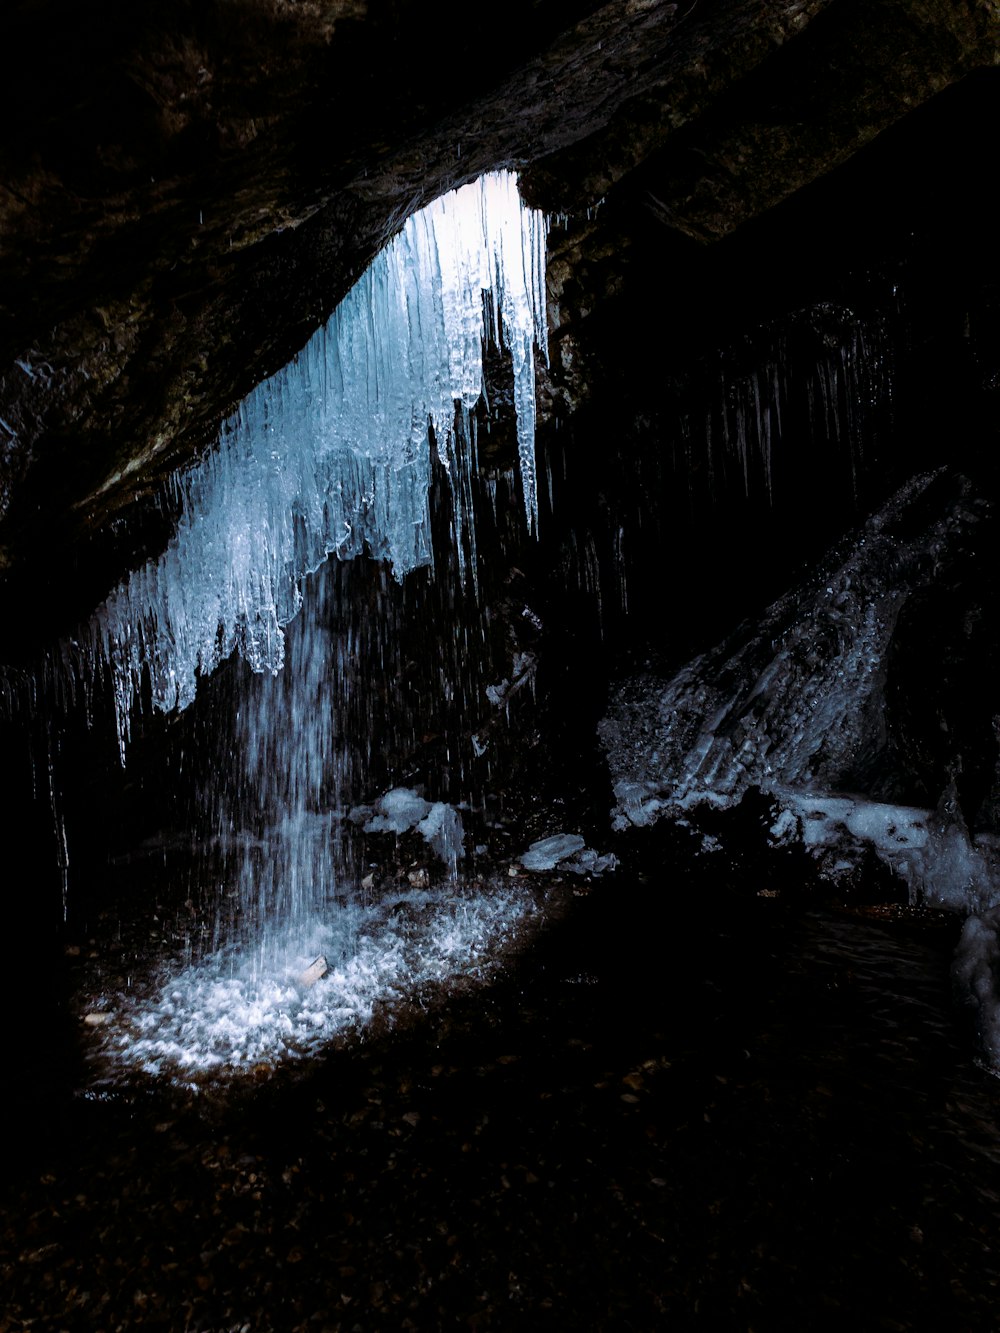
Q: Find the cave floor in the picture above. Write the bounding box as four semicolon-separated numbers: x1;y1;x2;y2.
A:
2;870;999;1332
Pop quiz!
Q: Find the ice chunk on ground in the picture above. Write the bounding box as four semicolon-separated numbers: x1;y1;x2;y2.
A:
416;802;465;879
563;846;618;876
364;789;465;877
519;833;586;871
365;788;432;835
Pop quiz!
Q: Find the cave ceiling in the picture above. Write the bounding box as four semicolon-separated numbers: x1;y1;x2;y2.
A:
1;0;998;650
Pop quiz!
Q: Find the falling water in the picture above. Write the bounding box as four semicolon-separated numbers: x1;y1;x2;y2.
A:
659;305;894;506
62;172;547;760
67;172;552;1082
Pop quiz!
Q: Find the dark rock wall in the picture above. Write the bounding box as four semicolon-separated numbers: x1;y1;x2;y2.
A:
1;0;997;655
0;0;998;1032
3;0;1000;921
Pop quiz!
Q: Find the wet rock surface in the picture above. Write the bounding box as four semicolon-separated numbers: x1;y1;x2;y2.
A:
4;5;1000;1327
3;856;999;1330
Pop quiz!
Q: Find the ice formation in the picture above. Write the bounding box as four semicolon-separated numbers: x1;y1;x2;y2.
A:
365;787;437;836
519;833;586;871
516;833;616;875
364;787;466;879
599;470;1000;910
769;791;1000;912
55;172;551;1082
70;172;548;759
954;907;1000;1071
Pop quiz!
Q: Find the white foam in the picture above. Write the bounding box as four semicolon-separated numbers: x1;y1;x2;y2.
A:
84;881;538;1083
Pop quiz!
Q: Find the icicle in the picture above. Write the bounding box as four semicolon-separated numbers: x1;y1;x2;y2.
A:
44;720;70;922
68;172;548;751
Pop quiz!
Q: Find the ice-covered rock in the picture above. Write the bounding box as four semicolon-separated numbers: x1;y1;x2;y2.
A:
416;802;465;880
600;470;1000;910
519;833;586;871
770;789;1000;910
365;788;433;835
365;787;465;877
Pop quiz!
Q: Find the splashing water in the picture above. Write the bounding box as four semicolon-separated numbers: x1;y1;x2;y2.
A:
83;883;541;1084
68;173;551;1082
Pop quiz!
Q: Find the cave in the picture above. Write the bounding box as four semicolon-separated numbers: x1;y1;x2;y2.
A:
3;1;1000;1326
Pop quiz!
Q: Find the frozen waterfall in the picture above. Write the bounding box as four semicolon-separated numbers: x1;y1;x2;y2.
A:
67;173;552;1082
70;172;547;760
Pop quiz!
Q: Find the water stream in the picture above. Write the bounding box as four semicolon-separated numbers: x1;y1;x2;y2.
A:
64;173;553;1083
